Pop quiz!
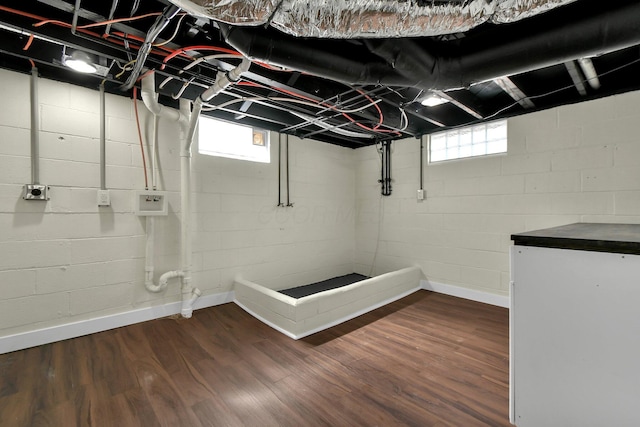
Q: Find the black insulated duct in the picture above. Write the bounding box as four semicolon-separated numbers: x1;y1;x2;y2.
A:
218;24;408;87
220;0;640;92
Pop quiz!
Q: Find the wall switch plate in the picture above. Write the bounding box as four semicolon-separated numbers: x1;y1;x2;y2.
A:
97;189;111;206
417;189;425;200
23;184;50;201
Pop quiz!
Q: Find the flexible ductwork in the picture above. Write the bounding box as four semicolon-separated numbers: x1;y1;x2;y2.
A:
219;0;640;91
168;0;576;39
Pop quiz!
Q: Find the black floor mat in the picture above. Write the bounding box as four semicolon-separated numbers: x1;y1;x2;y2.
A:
278;273;369;299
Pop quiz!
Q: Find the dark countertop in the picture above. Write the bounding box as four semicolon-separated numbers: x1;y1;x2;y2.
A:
511;223;640;254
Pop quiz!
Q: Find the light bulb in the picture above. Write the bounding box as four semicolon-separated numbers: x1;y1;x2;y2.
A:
63;51;97;74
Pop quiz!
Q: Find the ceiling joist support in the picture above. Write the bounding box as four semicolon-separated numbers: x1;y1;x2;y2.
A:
564;61;587;96
494;76;535;109
433;90;483;119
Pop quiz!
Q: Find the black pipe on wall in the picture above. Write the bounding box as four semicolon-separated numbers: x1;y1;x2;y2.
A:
379;141;392;196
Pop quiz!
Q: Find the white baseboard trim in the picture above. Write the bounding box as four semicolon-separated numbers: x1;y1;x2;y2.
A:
421;279;509;308
0;291;234;355
235;285;422;340
1;280;509;354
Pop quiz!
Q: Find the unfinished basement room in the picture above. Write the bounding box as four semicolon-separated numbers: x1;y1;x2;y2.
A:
1;0;640;426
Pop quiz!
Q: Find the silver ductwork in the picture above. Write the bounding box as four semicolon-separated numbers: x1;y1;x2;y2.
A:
217;0;640;92
167;0;577;39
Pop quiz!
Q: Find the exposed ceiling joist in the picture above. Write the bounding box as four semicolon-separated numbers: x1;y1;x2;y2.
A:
493;76;536;109
1;0;639;148
564;60;587;96
433;90;483;119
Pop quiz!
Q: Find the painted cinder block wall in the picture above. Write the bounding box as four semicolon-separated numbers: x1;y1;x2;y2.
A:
355;90;640;297
3;63;640;345
0;68;355;340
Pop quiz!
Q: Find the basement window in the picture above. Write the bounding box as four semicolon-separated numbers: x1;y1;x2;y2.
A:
198;115;270;163
429;119;507;163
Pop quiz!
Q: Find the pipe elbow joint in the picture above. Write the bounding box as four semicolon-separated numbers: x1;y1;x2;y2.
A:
180;287;202;318
144;280;163;293
159;270;184;288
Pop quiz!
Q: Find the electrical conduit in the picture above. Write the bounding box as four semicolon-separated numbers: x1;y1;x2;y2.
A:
30;66;39;185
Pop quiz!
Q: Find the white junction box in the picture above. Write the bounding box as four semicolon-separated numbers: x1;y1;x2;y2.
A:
134;190;168;216
97;189;111;207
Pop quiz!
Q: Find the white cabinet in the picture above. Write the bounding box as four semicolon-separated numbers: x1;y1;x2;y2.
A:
510;223;640;427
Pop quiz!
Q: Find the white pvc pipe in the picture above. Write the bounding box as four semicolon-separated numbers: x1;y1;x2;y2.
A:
151;114;158;190
140;74;201;315
178;98;196;317
184;58;251;150
140;73;181;121
144;216;157;291
139;58;250;317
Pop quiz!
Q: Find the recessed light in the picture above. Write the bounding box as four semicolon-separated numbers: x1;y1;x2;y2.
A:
420;95;448;107
63;50;98;74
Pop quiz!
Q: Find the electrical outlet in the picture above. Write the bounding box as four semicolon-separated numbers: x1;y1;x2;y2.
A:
417;189;425;200
23;184;50;201
98;189;111;206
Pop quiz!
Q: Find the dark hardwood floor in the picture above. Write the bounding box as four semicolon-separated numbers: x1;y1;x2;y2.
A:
0;291;512;426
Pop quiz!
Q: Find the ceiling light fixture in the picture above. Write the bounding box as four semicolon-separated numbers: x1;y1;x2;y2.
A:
420;95;448;107
63;50;98;74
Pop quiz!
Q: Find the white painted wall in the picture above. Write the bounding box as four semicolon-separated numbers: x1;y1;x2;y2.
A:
355;90;640;297
3;62;640;344
0;68;354;340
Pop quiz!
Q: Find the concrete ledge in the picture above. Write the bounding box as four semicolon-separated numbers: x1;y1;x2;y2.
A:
0;291;234;354
234;266;422;339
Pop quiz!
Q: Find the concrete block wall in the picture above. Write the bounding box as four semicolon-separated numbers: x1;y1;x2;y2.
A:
0;68;355;340
354;90;640;297
192;133;355;293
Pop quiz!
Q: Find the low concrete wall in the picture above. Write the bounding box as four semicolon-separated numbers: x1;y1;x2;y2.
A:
234;266;422;339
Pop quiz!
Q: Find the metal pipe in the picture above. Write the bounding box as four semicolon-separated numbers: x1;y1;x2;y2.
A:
30;67;40;185
104;0;120;36
419;136;424;191
70;0;82;35
277;133;283;207
379;140;392;196
286;134;292;207
99;84;106;190
120;4;181;90
385;141;391;196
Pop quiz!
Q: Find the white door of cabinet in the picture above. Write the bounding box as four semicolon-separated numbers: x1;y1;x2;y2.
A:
510;245;640;427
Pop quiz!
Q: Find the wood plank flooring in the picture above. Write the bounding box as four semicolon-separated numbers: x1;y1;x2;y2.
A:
0;291;513;426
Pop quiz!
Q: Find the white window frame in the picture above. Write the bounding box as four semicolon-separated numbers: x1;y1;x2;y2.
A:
198;115;270;163
429;119;507;163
